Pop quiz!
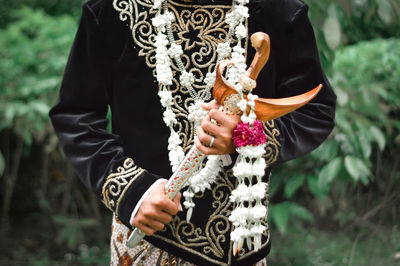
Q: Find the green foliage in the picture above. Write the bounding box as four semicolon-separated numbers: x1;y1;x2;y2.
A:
330;38;400;172
269;201;313;235
52;216;98;249
271;38;400;233
76;244;111;266
304;0;400;72
0;0;83;27
318;157;342;193
268;227;399;266
0;8;76;144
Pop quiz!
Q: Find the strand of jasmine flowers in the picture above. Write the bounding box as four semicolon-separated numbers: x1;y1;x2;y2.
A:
181;0;255;217
152;0;269;252
152;0;248;213
151;0;228;204
162;0;201;101
225;0;269;250
162;0;239;100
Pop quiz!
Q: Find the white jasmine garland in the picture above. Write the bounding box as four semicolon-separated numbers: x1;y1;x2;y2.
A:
204;72;217;89
158;87;185;170
188;101;208;125
158;89;173;106
248;205;267;220
180;71;195;88
235;0;249;5
151;0;243;187
162;109;177;126
151;0;268;255
168;43;183;58
229;85;268;254
235;24;247;40
182;155;223;221
153;0;163;9
237;99;247;112
216;42;232;60
234;5;249;19
154;33;172;85
152;12;175;32
236;145;266;158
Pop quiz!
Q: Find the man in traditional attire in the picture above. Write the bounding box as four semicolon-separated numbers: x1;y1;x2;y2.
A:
50;0;336;264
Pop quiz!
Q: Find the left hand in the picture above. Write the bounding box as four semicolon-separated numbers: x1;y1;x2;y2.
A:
195;100;241;155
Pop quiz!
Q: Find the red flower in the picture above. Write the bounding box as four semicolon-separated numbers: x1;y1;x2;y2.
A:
233;120;266;147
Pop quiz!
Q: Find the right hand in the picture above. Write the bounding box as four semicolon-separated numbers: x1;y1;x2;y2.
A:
132;180;182;236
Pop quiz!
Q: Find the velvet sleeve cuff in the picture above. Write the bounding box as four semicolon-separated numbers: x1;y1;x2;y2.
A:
101;158;164;228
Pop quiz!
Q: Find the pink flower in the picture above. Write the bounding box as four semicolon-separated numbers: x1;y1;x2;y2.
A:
233;120;266;147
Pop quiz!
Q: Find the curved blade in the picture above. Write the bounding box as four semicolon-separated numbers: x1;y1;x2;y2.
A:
213;31;322;122
253;84;322;121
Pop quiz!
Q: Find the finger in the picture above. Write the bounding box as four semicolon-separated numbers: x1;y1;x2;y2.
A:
157;196;179;216
196;125;216;146
199;119;233;151
137;222;156;236
145;210;173;224
173;192;183;211
197;124;236;155
208;109;240;128
201;100;220;111
195;136;221;155
146;219;165;231
201;119;222;137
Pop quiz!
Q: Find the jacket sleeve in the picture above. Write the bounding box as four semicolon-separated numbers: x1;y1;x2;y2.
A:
49;1;162;228
270;4;336;164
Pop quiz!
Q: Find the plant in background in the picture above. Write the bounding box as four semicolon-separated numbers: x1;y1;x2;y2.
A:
0;7;76;226
269;38;400;234
267;0;400;235
0;0;84;27
304;0;400;72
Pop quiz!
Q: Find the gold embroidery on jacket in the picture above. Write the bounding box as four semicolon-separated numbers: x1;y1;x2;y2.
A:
102;158;145;214
113;0;238;153
263;120;281;165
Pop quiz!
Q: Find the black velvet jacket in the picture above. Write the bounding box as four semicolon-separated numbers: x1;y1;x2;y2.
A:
50;0;336;265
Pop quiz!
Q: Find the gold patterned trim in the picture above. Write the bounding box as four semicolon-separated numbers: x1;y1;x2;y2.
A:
113;0;247;153
102;158;145;215
263;120;281;165
111;0;270;264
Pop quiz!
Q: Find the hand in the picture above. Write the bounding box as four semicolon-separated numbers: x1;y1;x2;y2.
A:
132;180;182;236
195;100;241;155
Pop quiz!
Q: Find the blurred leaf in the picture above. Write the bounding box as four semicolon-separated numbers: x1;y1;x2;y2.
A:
0;7;76;143
30;101;50;116
269;175;282;198
289;203;314;222
377;0;393;25
344;156;371;184
358;131;372;159
318;157;343;190
284;174;305;199
323;17;341;50
270;202;290;235
307;175;329;199
311;140;338;162
370;126;386;150
53;216;97;249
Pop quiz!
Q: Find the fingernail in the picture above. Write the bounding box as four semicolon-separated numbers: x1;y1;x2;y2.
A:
178;203;183;212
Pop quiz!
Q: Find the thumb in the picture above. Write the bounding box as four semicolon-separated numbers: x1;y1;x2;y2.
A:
173;192;183;211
